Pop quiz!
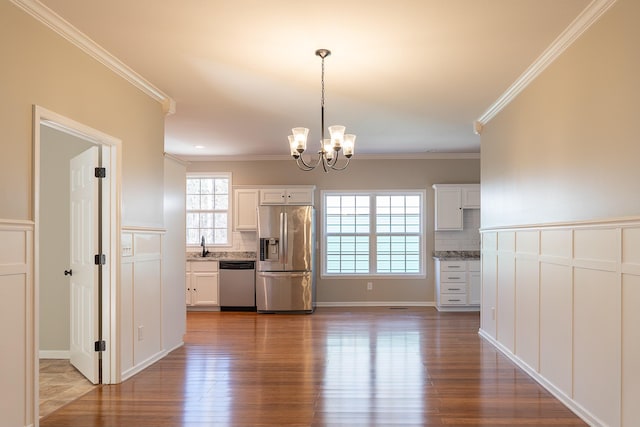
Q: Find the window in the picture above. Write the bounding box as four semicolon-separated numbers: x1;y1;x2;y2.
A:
186;173;231;246
323;191;425;276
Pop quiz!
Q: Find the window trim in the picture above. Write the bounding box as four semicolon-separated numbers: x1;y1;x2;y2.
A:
320;189;426;279
186;172;232;248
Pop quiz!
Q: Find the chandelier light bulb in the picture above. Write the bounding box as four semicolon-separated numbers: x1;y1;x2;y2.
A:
328;125;345;150
343;134;356;157
288;135;300;158
323;139;334;160
291;127;309;153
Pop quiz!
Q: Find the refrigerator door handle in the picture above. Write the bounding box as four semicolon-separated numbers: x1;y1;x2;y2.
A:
279;212;286;264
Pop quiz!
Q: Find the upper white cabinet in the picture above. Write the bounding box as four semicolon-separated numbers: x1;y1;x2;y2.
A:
259;187;314;206
234;189;259;230
434;186;463;230
462;186;481;208
433;184;480;230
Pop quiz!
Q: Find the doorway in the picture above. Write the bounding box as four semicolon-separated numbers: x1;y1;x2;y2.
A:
34;106;121;419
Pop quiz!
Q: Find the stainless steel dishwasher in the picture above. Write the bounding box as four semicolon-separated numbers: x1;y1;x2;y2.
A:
219;260;256;311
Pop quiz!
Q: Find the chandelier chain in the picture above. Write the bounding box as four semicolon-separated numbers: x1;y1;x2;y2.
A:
320;55;326;144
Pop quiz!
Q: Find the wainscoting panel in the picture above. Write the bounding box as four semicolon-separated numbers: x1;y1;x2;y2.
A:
539;228;572;259
481;232;497;338
120;261;134;371
496;250;515;352
0;220;34;427
573;267;620;427
480;219;640;427
622;274;640;426
514;256;539;370
539;262;573;397
121;228;165;380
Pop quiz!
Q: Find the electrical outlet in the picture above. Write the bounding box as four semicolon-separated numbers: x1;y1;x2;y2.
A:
138;325;144;341
367;282;373;291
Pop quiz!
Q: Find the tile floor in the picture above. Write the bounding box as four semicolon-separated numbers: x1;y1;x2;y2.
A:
39;359;97;418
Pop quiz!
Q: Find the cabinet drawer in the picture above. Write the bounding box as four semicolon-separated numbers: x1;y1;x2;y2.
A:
440;272;466;282
440;294;468;305
190;261;219;272
440;261;466;272
441;283;467;294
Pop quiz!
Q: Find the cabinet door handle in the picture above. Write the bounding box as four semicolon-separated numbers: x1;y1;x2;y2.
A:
449;276;461;280
449;299;461;302
449;288;461;291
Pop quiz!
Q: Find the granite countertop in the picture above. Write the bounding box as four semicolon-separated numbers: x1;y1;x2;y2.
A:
187;251;256;261
432;251;480;261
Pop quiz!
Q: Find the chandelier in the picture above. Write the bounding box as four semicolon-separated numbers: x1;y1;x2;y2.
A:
288;49;356;172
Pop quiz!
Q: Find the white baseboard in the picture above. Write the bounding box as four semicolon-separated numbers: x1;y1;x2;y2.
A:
121;350;168;382
316;301;435;308
39;350;70;359
164;341;184;354
478;329;604;427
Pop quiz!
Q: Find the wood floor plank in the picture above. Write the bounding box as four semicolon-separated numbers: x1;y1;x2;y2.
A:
40;307;587;426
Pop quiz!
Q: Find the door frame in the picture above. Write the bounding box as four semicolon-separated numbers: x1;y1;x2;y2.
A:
33;105;121;398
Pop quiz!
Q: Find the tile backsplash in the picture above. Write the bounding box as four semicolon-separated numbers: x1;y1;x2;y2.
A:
434;209;480;251
230;231;258;251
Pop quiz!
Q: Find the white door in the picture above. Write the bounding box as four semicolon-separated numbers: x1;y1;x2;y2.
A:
69;146;100;384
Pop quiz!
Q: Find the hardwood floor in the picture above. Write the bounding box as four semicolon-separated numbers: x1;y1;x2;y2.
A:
40;307;586;426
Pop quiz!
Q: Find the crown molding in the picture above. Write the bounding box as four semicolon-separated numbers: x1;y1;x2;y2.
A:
11;0;176;115
173;152;480;163
475;0;617;130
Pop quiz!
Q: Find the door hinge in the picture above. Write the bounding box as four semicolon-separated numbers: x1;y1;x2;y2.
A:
94;254;106;265
95;167;106;178
94;340;106;352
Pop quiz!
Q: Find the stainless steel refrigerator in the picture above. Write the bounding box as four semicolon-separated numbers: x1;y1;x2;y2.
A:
256;205;315;313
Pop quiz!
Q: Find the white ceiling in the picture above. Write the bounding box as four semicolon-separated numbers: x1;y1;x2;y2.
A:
38;0;591;159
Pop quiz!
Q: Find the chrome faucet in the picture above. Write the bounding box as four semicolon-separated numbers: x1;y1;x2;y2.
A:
201;236;209;257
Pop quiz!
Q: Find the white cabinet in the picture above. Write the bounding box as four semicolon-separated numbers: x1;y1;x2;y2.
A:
434;186;463;230
259;187;314;205
432;184;480;230
462;186;481;208
186;261;219;307
435;259;480;311
468;260;481;305
234;189;259;230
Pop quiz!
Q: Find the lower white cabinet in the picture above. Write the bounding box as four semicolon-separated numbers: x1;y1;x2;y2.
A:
468;260;481;305
435;259;480;311
186;261;219;307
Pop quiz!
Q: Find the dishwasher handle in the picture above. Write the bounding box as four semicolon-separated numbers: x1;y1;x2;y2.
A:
219;260;255;270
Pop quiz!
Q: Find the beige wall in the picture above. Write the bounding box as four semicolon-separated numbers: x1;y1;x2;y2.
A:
481;0;640;229
188;157;480;304
0;0;165;227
